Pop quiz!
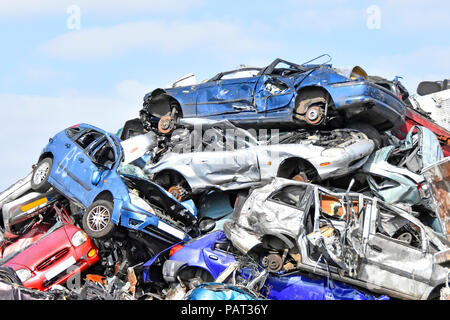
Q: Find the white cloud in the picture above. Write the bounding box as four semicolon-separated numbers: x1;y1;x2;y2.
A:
0;79;152;191
39;19;278;61
0;0;204;19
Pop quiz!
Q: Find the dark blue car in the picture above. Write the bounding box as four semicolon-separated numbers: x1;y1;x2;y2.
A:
29;123;199;243
142;231;388;300
135;58;405;142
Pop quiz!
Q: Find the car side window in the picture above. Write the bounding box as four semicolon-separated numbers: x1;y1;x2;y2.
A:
375;204;422;249
90;140;116;168
75;130;103;150
269;185;308;210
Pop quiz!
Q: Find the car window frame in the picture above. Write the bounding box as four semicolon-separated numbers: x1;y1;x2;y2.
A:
373;202;426;252
267;184;312;211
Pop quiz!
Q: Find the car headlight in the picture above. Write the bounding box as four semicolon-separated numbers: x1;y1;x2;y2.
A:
129;192;153;213
71;230;88;247
16;268;32;282
321;147;345;158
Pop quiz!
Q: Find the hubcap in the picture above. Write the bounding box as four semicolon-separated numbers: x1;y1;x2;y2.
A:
87;205;111;232
33;162;50;185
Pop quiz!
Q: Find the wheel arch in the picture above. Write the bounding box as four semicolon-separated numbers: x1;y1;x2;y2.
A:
276;157;319;181
177;265;215;283
153;169;192;191
144;89;184;119
38;152;54;163
294;85;335;114
93;190;114;203
426;283;446;300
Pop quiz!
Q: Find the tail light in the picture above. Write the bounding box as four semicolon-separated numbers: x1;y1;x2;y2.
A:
169;244;184;257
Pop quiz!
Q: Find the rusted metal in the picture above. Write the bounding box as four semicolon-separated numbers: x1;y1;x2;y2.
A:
422;157;450;240
127;267;138;296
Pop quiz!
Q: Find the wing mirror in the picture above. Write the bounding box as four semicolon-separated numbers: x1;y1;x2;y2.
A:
199;218;216;234
91;170;102;186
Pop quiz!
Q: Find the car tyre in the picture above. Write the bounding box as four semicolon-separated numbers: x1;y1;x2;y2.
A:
82;200;116;239
347;122;382;150
0;266;23;285
31;157;53;193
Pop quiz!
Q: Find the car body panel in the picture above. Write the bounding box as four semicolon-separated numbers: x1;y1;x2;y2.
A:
363;126;444;206
395;108;450;158
422;157;450;241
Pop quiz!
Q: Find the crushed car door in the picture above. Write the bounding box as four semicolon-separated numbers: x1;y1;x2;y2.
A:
254;75;295;113
306;188;362;273
190;129;261;187
196;71;259;118
364;203;433;285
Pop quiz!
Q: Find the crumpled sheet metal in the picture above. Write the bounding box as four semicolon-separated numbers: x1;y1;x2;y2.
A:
243;269;389;300
121;131;157;165
400;126;444;170
224;179;308;254
146;119;374;194
186;283;259;300
422;157;450;240
363;125;444;206
223;177;450;299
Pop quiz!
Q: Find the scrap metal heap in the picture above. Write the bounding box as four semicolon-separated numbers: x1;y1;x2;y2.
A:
0;57;449;300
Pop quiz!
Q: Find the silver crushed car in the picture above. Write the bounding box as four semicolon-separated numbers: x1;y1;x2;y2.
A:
362;125;444;208
143;119;374;199
223;178;450;300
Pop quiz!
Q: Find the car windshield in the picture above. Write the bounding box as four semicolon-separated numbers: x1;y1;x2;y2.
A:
267;59;309;76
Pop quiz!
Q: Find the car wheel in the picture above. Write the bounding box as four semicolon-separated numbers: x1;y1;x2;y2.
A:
158;104;180;134
0;266;23;285
347;122;382;150
31;158;53;193
82;200;116;239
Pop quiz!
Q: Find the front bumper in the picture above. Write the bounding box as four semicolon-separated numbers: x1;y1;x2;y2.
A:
16;240;99;292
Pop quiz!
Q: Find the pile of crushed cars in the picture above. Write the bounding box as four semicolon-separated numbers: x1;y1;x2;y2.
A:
1;56;449;301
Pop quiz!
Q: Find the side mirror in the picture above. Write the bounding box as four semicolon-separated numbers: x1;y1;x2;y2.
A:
199;218;216;234
91;170;102;186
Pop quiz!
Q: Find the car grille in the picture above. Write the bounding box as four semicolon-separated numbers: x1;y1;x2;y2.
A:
36;248;69;271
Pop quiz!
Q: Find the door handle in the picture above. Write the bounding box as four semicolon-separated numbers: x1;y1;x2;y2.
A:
209;255;219;261
369;244;383;253
78;157;84;163
65;143;71;148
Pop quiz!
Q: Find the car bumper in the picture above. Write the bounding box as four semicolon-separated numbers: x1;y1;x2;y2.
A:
162;260;187;283
17;240;99;292
329;82;406;130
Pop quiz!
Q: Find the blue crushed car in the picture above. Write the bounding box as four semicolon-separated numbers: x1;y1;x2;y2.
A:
142;231;388;300
186;283;260;300
29;123;200;242
133;57;406;146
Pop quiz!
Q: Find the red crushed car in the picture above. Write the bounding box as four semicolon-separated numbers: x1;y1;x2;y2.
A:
0;205;99;292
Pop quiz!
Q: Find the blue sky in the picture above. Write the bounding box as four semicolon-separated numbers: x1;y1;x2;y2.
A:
0;0;449;191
